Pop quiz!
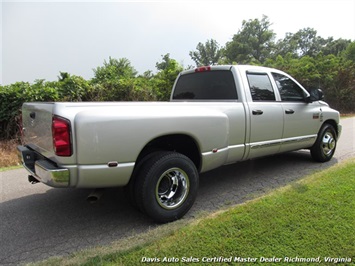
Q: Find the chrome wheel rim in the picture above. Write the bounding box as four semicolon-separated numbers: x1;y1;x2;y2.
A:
321;131;336;156
156;168;190;210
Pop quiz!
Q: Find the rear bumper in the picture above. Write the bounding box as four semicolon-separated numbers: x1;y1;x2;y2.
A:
17;145;70;187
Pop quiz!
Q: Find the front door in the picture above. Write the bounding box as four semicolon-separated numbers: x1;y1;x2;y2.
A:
271;72;321;152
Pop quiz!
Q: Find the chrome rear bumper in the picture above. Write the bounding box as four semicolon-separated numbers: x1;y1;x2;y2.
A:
17;146;70;187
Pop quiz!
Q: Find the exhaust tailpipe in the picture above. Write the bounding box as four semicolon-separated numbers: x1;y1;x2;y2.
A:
28;175;39;184
87;188;104;203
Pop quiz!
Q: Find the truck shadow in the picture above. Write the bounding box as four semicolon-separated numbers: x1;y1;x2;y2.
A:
192;150;337;216
0;150;338;265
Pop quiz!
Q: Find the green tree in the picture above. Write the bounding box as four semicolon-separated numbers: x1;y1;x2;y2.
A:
273;28;345;58
0;82;30;139
92;57;137;83
129;76;157;101
321;38;351;56
189;39;223;66
56;72;92;101
91;57;138;101
153;54;183;101
292;28;322;57
224;15;275;64
344;41;355;62
0;80;59;139
265;52;355;113
273;33;299;58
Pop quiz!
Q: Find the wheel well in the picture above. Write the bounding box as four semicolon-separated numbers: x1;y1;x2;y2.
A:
323;120;339;138
135;134;201;172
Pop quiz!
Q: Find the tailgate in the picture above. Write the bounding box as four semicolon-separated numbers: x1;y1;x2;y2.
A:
22;103;55;156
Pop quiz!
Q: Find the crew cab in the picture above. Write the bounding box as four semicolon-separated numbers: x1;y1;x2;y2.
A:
18;65;341;222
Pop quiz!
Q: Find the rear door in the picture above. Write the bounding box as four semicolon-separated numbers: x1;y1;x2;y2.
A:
245;72;284;158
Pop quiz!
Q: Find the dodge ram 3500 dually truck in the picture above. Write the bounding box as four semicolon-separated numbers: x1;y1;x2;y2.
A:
18;65;341;222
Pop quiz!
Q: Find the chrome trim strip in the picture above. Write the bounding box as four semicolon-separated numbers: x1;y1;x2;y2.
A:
78;162;135;170
281;135;317;144
251;140;281;150
201;135;317;154
250;135;317;150
201;146;229;156
228;144;245;150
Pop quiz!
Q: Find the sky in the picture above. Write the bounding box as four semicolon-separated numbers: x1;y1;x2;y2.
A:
1;0;355;85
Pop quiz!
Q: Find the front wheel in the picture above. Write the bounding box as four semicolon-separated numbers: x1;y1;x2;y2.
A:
311;123;337;162
134;152;199;223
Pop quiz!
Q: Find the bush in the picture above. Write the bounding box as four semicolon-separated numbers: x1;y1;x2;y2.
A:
0;80;59;140
1;52;353;141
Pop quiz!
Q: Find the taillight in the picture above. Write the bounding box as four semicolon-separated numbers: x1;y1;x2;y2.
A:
52;116;72;156
195;66;211;72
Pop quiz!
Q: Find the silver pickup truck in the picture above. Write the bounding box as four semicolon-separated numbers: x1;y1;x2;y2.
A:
18;65;341;222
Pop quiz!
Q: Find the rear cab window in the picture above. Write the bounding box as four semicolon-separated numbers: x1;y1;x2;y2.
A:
172;70;238;100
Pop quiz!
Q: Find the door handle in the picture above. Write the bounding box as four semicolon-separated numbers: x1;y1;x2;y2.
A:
252;110;263;115
285;109;295;114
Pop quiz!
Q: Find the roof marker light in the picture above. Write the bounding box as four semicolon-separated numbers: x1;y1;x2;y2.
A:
195;66;211;72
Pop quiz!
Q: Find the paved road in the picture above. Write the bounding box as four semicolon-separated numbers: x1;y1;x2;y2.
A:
0;118;354;265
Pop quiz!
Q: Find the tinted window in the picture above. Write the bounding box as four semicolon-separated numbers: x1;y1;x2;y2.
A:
247;73;276;101
173;70;238;100
272;72;305;101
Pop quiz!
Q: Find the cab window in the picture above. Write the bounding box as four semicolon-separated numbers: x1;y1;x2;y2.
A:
272;73;305;101
247;73;276;101
173;70;238;100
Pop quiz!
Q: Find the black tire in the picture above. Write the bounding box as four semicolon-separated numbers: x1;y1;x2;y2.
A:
125;151;160;208
134;151;199;223
311;123;337;162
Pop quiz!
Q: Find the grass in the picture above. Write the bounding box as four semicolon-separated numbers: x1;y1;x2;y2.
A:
0;139;21;169
33;158;355;266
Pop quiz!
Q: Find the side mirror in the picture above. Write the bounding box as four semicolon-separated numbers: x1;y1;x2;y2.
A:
308;88;324;102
